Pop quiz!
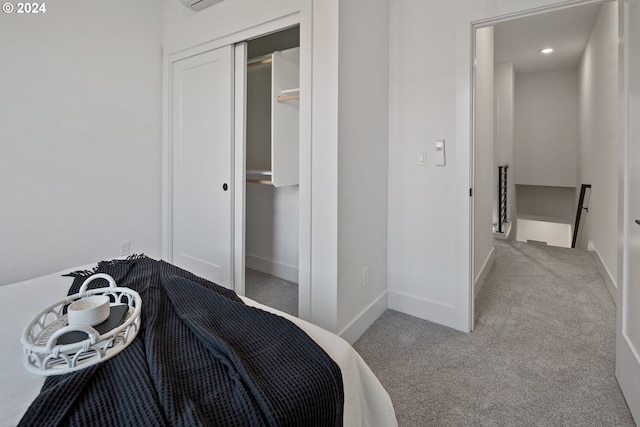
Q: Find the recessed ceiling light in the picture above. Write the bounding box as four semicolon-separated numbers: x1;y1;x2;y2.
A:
541;48;554;54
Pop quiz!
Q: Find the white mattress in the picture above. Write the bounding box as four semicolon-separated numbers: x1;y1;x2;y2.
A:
0;263;396;427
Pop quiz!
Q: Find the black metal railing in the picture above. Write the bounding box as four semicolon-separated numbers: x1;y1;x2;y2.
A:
497;165;508;233
572;183;591;248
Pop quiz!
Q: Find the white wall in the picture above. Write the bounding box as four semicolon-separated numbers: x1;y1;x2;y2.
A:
0;1;163;286
577;1;618;290
246;185;299;282
514;69;579;188
516;185;576;223
309;0;340;331
1;0;623;342
495;62;516;230
473;26;495;287
337;0;389;340
388;0;463;329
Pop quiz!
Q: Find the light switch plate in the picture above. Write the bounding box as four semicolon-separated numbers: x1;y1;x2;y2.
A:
435;139;446;166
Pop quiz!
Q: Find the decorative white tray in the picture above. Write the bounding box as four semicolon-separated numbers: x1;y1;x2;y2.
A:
21;273;142;376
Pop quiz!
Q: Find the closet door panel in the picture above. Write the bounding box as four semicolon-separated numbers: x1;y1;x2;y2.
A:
171;46;233;288
271;47;300;187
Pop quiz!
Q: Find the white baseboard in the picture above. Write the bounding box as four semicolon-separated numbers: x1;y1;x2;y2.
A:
387;290;467;332
245;253;298;283
588;242;617;304
474;247;495;299
492;221;512;240
339;291;388;345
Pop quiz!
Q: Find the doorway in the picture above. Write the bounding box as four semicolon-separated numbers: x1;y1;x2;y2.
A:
243;27;301;316
472;0;618;299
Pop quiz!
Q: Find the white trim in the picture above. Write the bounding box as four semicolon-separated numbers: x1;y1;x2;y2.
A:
617;332;640;422
245;253;299;284
165;13;301;64
474;246;495;299
297;0;312;321
339;291;388;345
388;290;461;331
589;241;617;304
161;42;173;262
233;42;247;296
471;0;607;29
617;1;640;421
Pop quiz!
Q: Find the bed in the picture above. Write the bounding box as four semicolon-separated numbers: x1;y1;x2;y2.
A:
0;256;397;426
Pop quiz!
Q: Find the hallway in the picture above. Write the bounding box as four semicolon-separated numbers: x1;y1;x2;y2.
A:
354;239;634;426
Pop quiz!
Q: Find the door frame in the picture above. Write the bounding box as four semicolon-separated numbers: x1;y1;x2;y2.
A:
468;0;619;329
161;11;312;318
617;0;640;420
469;0;637;419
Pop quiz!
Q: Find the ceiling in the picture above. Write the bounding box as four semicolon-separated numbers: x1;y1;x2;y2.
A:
493;2;605;74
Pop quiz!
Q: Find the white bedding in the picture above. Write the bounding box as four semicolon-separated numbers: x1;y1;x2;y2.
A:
0;263;396;427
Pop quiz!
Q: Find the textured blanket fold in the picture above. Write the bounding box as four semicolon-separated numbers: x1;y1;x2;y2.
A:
19;256;344;426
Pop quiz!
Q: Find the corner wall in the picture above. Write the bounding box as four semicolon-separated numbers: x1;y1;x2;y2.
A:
577;1;619;296
387;0;463;330
337;0;390;342
473;26;495;292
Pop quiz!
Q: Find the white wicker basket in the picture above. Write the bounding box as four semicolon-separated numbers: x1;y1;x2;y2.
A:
21;273;142;376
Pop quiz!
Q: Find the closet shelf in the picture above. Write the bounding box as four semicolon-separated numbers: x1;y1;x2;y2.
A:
277;88;300;102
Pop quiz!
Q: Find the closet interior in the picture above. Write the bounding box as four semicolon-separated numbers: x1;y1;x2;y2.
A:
244;26;300;316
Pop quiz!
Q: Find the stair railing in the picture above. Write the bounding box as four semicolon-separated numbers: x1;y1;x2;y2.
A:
572;184;591;248
497;165;509;233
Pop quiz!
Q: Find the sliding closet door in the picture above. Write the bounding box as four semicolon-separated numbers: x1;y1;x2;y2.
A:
171;46;234;288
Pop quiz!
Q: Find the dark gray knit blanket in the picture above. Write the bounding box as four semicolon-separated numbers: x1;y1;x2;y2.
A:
19;256;344;426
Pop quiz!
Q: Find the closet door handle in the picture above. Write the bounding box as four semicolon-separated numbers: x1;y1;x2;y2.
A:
635;220;640;226
222;183;228;191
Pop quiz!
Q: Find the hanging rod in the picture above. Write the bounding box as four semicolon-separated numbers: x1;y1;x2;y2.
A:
247;54;272;68
246;178;273;185
277;94;300;102
246;169;272;185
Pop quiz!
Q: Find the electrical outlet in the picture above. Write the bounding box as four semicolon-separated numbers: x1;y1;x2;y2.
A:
120;240;130;256
362;266;369;287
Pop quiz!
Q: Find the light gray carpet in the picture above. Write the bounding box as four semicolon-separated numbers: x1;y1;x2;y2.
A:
245;268;298;316
353;239;636;426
